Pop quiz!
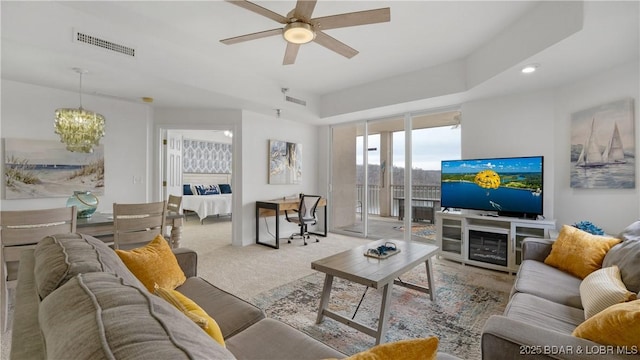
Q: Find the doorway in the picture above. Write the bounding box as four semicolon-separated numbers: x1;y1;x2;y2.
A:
158;126;239;245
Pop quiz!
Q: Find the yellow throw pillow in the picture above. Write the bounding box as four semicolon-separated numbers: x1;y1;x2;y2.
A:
343;337;438;360
116;235;186;292
154;285;225;347
572;299;640;347
544;225;621;279
580;266;636;319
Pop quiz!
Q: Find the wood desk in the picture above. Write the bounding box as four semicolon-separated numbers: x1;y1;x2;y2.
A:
255;198;327;249
76;212;185;248
312;239;438;344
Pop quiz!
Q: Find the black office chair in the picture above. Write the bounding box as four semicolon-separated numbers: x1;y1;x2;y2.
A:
285;194;321;245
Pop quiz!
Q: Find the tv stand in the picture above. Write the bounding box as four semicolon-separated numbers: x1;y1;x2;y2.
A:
435;211;556;273
497;211;538;220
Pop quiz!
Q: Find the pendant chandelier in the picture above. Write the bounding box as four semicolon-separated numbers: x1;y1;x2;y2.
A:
54;68;105;153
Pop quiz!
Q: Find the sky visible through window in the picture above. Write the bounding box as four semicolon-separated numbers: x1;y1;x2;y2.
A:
357;126;461;171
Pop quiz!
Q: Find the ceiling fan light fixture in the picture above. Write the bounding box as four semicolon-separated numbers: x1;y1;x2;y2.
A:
283;22;315;44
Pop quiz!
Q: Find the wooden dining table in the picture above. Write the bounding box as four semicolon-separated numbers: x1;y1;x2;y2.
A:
76;212;185;247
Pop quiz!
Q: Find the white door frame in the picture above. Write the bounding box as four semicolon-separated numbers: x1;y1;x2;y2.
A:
155;123;240;246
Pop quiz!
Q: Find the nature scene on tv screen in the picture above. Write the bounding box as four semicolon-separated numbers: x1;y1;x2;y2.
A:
441;157;543;215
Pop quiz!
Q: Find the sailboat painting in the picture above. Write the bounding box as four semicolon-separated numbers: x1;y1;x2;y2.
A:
570;98;635;189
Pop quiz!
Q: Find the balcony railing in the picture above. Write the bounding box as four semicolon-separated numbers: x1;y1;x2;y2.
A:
356;184;441;217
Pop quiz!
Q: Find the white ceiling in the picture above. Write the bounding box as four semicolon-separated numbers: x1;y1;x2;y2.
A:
1;1;638;125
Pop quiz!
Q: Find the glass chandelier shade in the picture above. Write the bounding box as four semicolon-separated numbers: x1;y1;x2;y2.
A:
54;107;105;153
54;68;105;153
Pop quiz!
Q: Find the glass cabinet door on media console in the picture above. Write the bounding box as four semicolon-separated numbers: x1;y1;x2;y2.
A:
510;222;553;270
436;214;464;261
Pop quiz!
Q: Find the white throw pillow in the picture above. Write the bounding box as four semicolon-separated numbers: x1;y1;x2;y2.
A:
579;265;636;319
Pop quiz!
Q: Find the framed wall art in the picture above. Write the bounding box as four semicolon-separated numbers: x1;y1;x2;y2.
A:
269;139;302;185
3;138;105;199
570;98;635;189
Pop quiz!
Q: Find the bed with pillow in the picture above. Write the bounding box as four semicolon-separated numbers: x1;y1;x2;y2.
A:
182;173;232;223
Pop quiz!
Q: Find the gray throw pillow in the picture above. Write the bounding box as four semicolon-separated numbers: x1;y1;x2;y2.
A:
617;220;640;242
39;272;235;360
34;233;144;299
603;223;640;293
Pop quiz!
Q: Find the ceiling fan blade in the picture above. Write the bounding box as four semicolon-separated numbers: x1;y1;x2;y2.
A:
225;0;288;24
313;31;358;59
283;43;301;65
311;8;390;30
220;28;282;45
293;0;317;21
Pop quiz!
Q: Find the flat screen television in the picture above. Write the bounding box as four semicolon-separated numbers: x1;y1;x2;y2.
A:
440;156;543;219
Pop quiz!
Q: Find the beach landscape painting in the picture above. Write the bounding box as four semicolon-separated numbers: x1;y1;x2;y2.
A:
4;138;104;199
570;98;635;189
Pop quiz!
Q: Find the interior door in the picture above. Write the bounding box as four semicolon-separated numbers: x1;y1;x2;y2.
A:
164;130;183;200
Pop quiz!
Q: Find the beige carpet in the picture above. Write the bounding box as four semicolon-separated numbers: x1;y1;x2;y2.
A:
1;217;514;359
179;216;373;300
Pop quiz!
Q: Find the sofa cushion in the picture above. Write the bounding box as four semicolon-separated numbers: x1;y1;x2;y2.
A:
603;236;640;293
33;233;144;299
225;318;345;360
116;234;186;292
39;272;235;360
580;266;636;319
512;259;583;309
504;292;585;334
572;299;640;347
175;277;265;339
544;225;620;279
344;337;439;360
154;285;225;347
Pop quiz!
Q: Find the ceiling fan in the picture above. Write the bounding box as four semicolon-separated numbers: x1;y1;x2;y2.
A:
220;0;390;65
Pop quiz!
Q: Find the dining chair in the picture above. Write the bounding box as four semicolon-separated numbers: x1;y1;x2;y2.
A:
284;194;322;246
166;194;182;215
0;206;77;332
113;201;167;250
164;195;183;245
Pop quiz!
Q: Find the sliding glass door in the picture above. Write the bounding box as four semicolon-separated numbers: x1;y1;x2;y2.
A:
330;110;461;241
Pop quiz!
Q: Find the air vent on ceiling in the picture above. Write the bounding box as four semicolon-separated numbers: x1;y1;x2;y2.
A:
73;29;135;57
281;88;306;107
285;95;306;107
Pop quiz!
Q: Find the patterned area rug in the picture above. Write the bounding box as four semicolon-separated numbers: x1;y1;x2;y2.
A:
393;224;437;241
251;259;513;359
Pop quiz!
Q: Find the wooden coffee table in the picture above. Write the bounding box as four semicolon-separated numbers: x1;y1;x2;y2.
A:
311;239;438;344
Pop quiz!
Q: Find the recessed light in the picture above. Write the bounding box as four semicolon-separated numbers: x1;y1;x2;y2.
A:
521;64;539;74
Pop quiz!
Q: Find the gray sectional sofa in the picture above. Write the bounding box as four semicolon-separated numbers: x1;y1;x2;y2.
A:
10;233;345;360
11;233;461;359
481;222;640;360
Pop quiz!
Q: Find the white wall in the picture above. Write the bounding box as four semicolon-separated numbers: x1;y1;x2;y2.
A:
241;110;320;246
5;60;636;241
553;61;639;233
319;61;639;235
459;61;639;233
461;90;557;219
154;108;320;246
1;80;152;212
